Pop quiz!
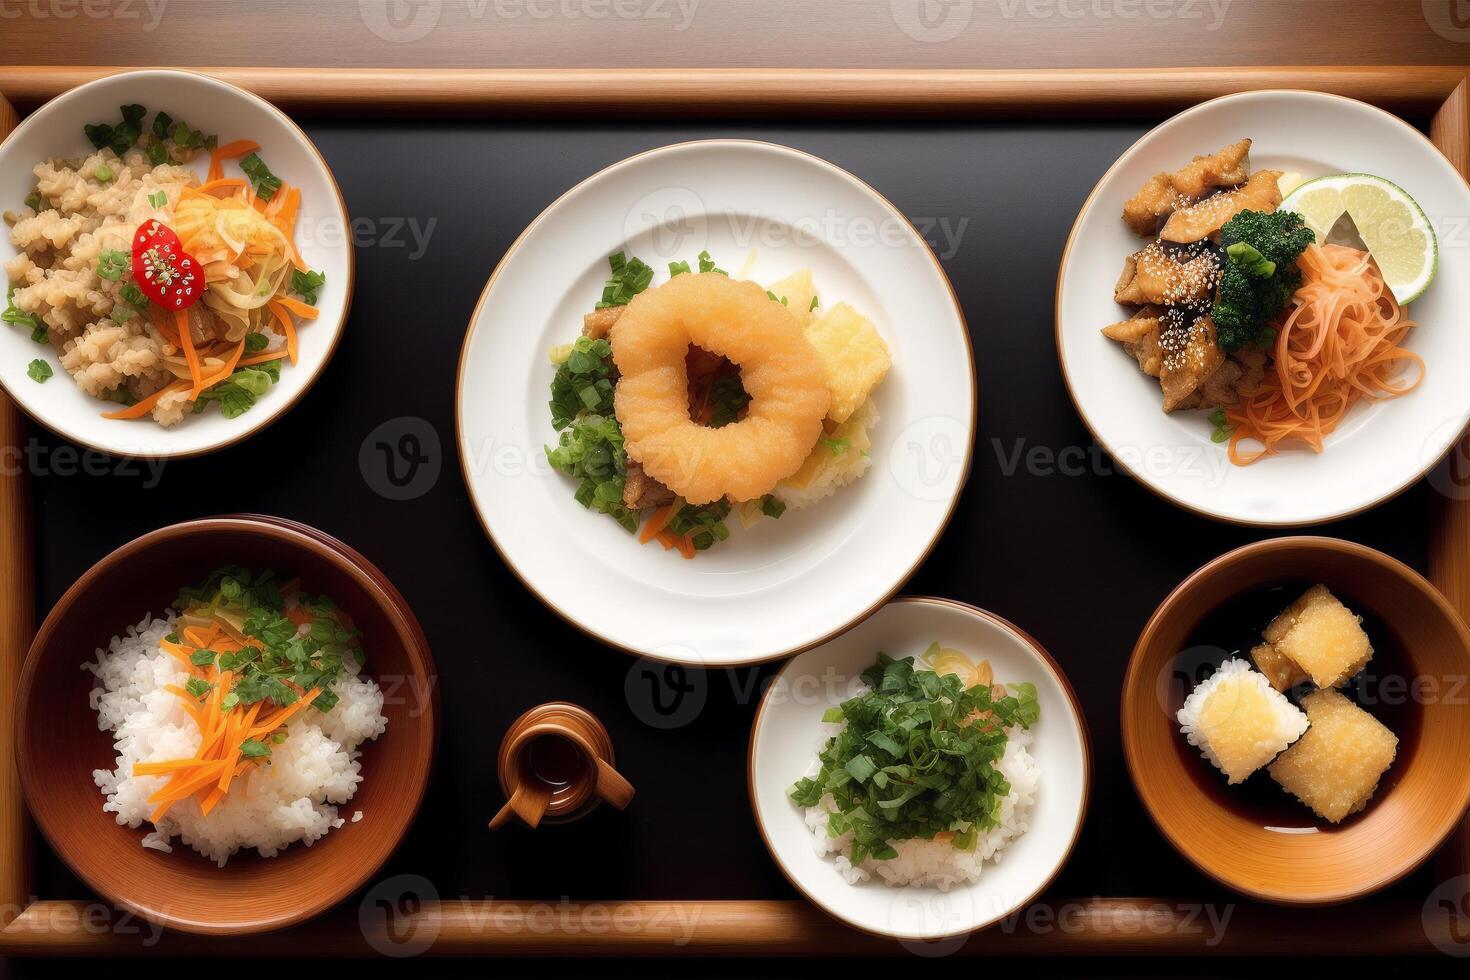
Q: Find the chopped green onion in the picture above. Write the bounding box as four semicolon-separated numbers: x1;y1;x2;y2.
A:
94;164;114;183
239;152;282;201
97;249;129;281
148;190;168;208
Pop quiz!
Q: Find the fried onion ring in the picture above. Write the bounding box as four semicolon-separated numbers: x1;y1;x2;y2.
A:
611;272;830;505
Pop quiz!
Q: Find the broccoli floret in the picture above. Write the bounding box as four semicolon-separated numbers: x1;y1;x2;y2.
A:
1211;209;1316;352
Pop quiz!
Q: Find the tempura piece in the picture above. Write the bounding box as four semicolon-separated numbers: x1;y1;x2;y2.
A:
1176;658;1309;785
1251;642;1309;693
804;302;891;424
1268;689;1397;823
1263;585;1374;689
1160;170;1283;243
1114;243;1221;305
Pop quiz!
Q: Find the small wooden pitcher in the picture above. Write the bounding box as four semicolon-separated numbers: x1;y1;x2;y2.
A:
489;702;635;830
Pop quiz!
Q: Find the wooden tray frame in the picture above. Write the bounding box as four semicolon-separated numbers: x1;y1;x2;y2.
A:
1;65;1468;959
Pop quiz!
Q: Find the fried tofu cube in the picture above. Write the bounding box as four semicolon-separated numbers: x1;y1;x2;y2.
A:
1263;585;1373;689
768;269;819;327
804;302;891;423
1268;689;1397;823
1251;642;1309;693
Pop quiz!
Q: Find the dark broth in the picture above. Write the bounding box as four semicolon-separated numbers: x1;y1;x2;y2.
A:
1168;581;1421;832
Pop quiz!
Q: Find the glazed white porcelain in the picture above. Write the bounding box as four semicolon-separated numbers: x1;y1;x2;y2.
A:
0;70;351;457
458;140;973;665
749;598;1089;941
1057;90;1470;525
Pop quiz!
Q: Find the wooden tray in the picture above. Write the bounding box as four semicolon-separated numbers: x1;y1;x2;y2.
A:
1;65;1467;959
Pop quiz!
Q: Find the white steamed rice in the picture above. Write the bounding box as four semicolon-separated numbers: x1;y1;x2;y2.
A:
86;613;387;867
803;724;1039;891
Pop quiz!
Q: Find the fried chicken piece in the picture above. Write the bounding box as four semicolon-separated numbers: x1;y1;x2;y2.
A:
1101;305;1164;377
1121;139;1252;236
583;305;624;340
1114;243;1220;305
1160;170;1283;243
1123;173;1183;237
1170;138;1252;199
623;458;676;511
1159;314;1224;413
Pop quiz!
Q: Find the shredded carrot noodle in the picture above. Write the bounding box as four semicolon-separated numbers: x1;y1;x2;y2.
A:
1226;244;1422;465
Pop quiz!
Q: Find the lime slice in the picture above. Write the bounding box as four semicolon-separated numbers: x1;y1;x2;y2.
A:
1281;173;1437;303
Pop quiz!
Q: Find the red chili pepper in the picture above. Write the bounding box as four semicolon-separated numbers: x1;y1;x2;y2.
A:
130;220;202;310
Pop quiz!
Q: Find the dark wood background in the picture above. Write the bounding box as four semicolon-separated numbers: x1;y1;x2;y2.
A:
2;0;1466;70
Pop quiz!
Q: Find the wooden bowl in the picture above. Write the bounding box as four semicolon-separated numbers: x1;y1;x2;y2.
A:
14;516;438;935
1121;536;1470;905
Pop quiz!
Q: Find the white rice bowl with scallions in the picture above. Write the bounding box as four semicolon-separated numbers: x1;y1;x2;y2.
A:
802;722;1039;891
86;613;386;867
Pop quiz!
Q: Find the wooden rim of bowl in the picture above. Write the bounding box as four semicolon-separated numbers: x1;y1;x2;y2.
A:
14;514;438;935
1120;535;1470;905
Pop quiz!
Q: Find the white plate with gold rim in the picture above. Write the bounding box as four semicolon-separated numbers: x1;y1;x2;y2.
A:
1057;91;1470;526
456;141;973;666
0;69;352;459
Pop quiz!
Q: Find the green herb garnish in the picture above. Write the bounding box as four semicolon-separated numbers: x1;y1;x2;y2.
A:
549;336;615;429
1209;407;1235;444
696;250;725;275
290;268;326;305
147;190;168;208
3;286;43;333
789;650;1040;866
94;164;114;183
239;739;271;760
97;249;129;281
239;152;282;200
26;359;52;383
760;495;786;519
596;251;654;309
192;362;280;419
185;677;212;700
545;412;638;533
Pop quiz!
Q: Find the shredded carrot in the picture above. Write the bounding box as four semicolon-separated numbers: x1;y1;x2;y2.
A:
174;308;204;398
196;338;246;390
272;295;318;319
198;176;248;196
206;140;260;182
638;503;679;544
100;379;190;420
1227;244;1423;465
266;300;298;364
238;349;290;367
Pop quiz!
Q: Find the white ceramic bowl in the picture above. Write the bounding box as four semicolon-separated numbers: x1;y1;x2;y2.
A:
0;69;352;457
457;140;974;666
749;598;1090;941
1056;90;1470;526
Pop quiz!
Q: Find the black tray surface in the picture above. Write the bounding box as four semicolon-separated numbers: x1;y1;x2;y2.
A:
28;120;1432;909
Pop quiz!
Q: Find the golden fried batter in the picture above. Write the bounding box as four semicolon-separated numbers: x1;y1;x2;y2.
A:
1160;170;1282;243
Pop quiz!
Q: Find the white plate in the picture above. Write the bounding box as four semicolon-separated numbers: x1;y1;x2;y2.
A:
0;69;352;458
748;598;1090;941
1056;90;1470;526
457;140;973;666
